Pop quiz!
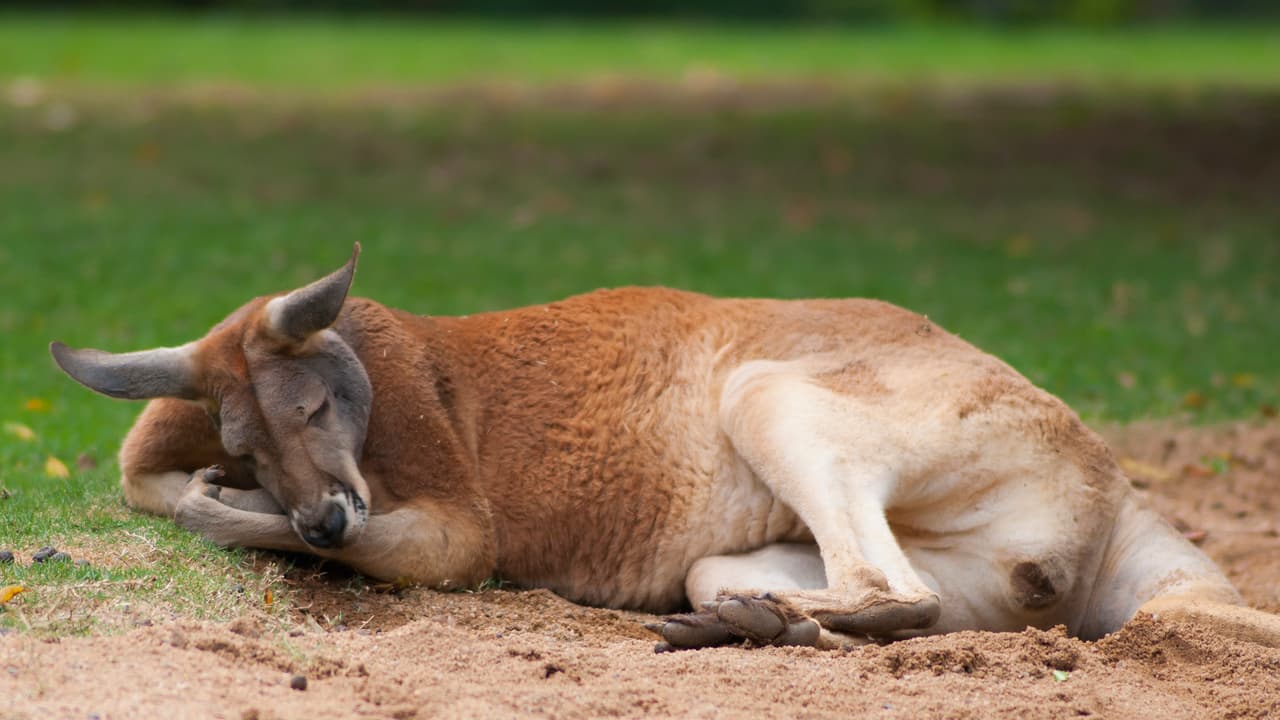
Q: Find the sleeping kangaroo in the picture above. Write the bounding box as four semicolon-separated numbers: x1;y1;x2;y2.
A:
50;245;1280;650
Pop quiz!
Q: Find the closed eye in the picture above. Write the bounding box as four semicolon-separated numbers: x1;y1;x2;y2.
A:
307;397;330;425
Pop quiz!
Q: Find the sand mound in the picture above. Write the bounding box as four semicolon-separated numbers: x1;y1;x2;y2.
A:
4;420;1278;719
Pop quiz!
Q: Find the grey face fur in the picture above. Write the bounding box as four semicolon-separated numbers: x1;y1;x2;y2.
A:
52;245;375;549
221;329;374;548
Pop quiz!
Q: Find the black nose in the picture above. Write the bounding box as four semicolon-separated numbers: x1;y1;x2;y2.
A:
301;501;348;549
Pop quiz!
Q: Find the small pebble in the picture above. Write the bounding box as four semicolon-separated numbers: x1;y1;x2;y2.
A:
74;559;90;568
0;550;14;564
32;546;58;563
290;674;308;691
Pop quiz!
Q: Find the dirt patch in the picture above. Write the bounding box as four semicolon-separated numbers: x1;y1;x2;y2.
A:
3;420;1279;719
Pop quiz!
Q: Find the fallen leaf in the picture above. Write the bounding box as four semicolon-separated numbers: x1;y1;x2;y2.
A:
1182;463;1216;479
22;397;49;412
82;191;109;212
820;146;852;177
783;199;817;231
1181;391;1206;410
1119;457;1173;484
76;452;98;470
1261;403;1278;418
44;456;70;478
534;190;570;214
509;205;538;229
3;421;35;441
1052;670;1070;682
1230;373;1255;389
1005;234;1033;258
264;588;274;607
134;140;162;164
0;585;25;604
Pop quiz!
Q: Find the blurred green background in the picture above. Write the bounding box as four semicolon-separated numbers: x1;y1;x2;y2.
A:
0;5;1278;628
9;0;1278;22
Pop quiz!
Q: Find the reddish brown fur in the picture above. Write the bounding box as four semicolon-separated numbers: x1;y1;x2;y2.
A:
122;287;978;608
440;289;967;605
91;275;1280;649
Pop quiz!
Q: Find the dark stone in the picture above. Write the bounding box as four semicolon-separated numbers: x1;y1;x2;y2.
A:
32;546;58;563
290;674;308;691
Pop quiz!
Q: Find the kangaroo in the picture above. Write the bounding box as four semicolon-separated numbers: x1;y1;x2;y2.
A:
50;245;1280;650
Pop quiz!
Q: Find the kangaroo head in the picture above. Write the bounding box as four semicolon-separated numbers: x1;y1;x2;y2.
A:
51;244;373;550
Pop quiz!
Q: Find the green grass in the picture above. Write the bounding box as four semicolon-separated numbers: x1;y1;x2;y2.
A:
2;16;1279;635
1;16;1279;89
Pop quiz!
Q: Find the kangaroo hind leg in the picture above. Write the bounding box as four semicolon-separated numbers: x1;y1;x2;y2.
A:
649;365;941;651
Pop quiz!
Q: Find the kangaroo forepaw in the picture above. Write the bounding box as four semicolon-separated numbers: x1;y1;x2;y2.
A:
182;466;224;501
190;465;230;489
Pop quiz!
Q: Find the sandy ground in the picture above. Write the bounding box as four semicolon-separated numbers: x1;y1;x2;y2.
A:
3;419;1279;720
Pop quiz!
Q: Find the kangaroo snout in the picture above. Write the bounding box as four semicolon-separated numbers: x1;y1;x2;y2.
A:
297;499;350;549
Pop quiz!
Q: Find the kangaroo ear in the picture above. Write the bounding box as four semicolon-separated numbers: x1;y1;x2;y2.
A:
264;243;360;342
50;341;201;400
